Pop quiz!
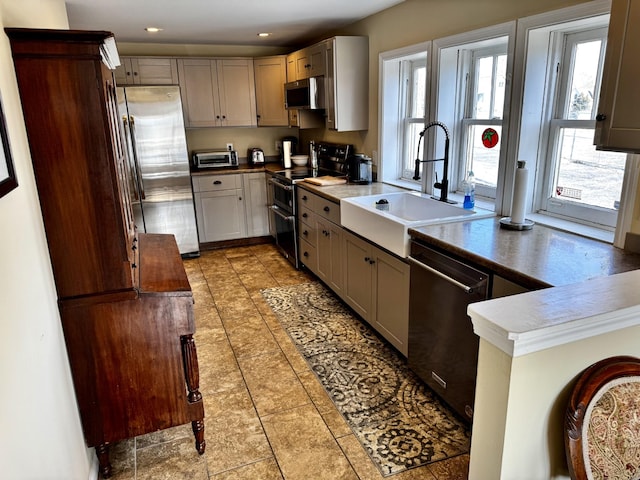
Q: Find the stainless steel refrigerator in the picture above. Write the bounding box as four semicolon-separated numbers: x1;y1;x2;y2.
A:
117;86;199;256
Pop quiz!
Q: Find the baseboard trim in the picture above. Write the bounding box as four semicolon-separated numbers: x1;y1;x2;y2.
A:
88;450;99;480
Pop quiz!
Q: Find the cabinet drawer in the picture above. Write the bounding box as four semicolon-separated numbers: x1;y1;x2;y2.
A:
298;203;315;227
298;217;317;247
299;238;317;272
297;189;316;210
315;197;340;224
194;174;243;193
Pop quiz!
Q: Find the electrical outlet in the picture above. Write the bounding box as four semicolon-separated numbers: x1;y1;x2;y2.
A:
226;143;233;152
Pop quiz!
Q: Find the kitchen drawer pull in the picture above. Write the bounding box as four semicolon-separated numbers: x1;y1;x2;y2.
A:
303;230;308;236
323;206;330;212
269;178;293;192
213;180;222;185
269;205;294;222
302;195;308;201
407;256;483;294
302;213;308;218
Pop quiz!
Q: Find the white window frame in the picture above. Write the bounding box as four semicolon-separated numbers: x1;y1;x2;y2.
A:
378;42;430;190
509;0;637;243
431;22;516;201
458;44;508;199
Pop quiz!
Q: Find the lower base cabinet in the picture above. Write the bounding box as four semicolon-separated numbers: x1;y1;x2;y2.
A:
296;186;410;356
343;230;409;355
193;172;269;243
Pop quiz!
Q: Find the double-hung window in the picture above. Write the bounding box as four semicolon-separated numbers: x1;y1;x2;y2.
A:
379;44;429;187
400;58;427;181
459;45;507;198
537;26;626;228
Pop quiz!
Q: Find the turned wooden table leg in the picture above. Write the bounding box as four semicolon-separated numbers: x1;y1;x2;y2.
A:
192;419;206;454
182;334;206;454
96;443;112;478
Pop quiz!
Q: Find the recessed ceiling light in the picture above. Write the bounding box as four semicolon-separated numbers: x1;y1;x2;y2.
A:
257;32;271;38
145;27;163;33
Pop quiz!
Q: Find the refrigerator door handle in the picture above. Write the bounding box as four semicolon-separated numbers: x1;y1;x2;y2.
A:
126;115;146;200
121;115;142;202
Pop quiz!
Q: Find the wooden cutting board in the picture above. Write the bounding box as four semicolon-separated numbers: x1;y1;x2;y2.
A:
303;176;348;186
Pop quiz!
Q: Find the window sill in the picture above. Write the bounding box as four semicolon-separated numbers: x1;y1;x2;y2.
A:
382;179;421;191
525;213;614;244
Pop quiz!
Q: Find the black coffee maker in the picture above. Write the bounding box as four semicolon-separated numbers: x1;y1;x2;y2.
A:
348;154;373;184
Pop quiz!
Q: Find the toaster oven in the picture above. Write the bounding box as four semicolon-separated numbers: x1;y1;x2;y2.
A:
193;150;238;169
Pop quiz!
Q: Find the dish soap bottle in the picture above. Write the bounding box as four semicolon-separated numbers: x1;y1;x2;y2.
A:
462;170;475;209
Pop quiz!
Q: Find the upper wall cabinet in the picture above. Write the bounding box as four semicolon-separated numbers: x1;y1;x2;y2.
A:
177;58;257;128
286;42;327;81
253;56;289;126
325;36;369;132
595;0;640;152
114;57;179;85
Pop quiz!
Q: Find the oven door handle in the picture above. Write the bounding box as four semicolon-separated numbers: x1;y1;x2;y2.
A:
269;178;293;192
407;256;484;294
269;205;295;222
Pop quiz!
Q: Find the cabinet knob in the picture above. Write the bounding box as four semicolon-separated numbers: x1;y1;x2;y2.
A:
213;180;222;185
596;113;607;122
302;213;308;218
303;230;308;236
323;206;330;212
369;259;376;265
303;251;309;257
364;256;370;262
239;197;242;201
302;195;307;201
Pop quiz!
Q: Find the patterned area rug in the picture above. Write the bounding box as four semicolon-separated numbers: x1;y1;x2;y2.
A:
261;282;471;476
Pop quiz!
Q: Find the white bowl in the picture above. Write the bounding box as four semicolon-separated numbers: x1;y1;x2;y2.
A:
291;155;309;166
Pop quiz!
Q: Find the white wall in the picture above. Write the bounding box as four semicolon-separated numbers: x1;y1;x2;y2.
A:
0;1;94;478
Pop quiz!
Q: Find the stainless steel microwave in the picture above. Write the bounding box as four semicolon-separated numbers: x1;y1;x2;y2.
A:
192;150;238;169
284;77;325;110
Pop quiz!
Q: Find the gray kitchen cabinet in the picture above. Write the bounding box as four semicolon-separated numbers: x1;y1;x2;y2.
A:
594;0;640;152
177;58;257;128
372;247;410;356
193;173;246;242
298;199;318;273
253;56;288;126
297;189;343;293
491;275;529;298
342;230;374;320
244;172;270;237
316;216;343;295
114;57;179;85
288;109;324;129
343;229;409;355
324;36;368;132
287;42;326;81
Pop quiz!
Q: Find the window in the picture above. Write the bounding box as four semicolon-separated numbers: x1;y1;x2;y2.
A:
401;58;427;181
537;26;626;228
459;45;507;198
432;24;514;200
379;44;429;187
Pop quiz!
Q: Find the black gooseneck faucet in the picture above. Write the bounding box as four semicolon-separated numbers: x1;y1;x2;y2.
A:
412;121;452;203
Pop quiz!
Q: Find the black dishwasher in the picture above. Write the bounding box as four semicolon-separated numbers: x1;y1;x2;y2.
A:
407;240;489;422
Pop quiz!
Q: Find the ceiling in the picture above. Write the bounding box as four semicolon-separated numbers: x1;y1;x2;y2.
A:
65;0;405;47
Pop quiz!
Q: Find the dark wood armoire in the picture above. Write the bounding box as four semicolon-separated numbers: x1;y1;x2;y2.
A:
5;28;205;478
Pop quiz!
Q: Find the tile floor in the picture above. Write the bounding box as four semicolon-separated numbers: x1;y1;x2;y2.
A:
106;243;469;479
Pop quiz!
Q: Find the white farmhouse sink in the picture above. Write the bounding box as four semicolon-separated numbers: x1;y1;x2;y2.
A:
341;191;494;257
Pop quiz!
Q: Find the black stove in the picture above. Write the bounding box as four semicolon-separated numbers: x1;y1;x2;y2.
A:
268;142;353;269
272;167;346;184
272;141;353;184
